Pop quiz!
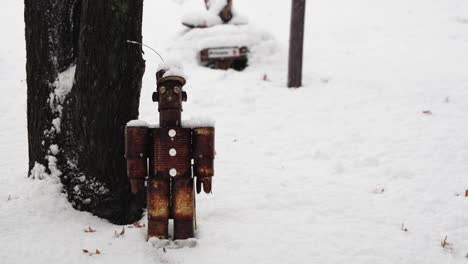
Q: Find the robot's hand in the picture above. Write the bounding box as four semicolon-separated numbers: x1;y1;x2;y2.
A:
196;176;212;194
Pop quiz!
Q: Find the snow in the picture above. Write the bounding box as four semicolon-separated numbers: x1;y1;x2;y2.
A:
158;60;187;79
182;117;216;128
181;0;247;28
53;64;76;103
49;144;60;155
181;11;223;28
33;64;76;179
30;162;47;180
52;117;61;133
2;0;468;263
126;120;149;127
207;0;228;14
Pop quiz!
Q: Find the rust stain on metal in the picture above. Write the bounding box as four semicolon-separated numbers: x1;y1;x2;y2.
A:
147;178;170;239
172;178;195;239
172;178;194;219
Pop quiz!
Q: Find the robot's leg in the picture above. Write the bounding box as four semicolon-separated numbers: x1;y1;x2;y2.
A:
147;177;170;239
172;177;195;239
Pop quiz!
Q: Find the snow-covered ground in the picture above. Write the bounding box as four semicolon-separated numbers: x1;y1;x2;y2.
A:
1;0;468;263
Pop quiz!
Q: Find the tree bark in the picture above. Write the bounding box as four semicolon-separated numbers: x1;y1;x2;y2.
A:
25;0;145;224
25;0;80;174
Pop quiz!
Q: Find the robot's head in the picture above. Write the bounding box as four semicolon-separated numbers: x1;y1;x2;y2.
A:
153;69;188;111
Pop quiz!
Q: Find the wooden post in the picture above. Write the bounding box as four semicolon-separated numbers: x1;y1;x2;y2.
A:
287;0;306;88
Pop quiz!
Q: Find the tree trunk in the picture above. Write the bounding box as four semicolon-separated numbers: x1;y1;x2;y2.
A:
25;0;80;174
25;0;145;224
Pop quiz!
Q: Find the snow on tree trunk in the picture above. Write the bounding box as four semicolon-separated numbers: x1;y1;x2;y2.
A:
25;0;145;224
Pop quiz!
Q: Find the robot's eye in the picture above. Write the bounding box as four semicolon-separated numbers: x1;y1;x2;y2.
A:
160;86;167;94
174;86;181;94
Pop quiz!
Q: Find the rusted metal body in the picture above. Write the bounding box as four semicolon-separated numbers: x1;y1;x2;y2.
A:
124;126;149;194
124;69;215;240
193;127;215;193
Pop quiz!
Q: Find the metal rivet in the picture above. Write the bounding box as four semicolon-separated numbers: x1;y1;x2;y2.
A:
169;148;177;156
169;168;177;177
168;129;176;137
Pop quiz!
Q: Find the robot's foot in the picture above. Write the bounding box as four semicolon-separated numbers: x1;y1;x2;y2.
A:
174;219;195;240
147;219;169;239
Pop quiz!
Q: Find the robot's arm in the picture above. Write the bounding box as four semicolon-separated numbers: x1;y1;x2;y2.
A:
124;123;149;194
192;127;215;194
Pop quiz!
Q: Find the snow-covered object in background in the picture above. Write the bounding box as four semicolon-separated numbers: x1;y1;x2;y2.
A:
180;0;254;70
181;10;248;28
181;0;247;28
126;120;149;127
181;11;222;28
169;23;275;66
157;60;187;79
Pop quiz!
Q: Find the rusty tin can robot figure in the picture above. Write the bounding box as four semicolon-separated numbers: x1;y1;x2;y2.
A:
125;69;214;240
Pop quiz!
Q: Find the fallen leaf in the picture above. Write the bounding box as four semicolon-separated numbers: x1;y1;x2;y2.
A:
373;188;385;194
114;227;125;238
441;236;453;252
132;221;145;228
84;226;96;233
465;189;468;197
422;110;432;115
82;249;89;254
401;222;408;232
95;249;101;255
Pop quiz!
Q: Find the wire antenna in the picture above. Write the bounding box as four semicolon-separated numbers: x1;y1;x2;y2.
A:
126;40;165;62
